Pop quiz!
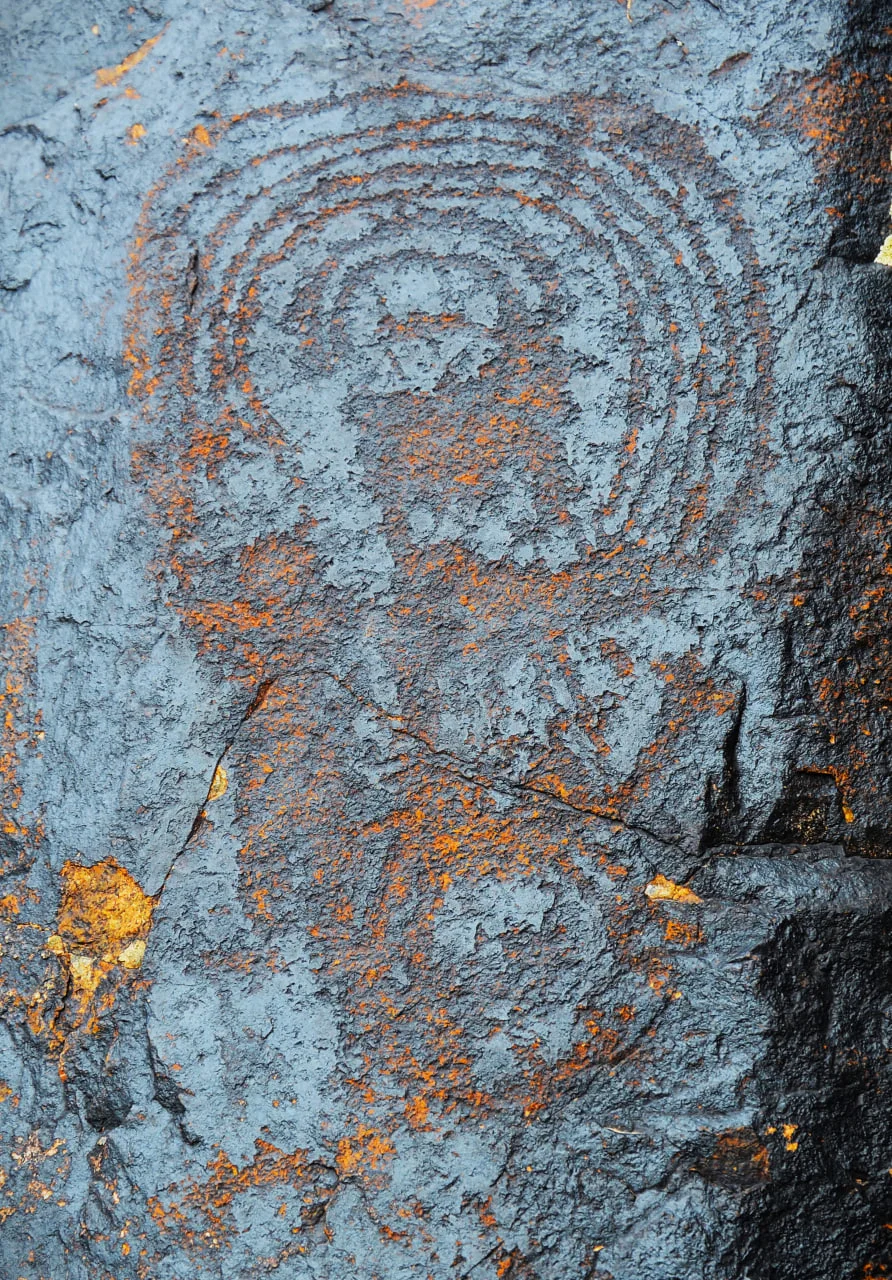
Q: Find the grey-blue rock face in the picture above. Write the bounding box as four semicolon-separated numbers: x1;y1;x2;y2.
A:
1;1;891;1276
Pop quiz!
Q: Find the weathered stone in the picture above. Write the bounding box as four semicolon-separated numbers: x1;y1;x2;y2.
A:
1;0;891;1276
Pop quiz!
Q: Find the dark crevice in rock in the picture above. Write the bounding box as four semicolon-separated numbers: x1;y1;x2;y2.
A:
146;1028;200;1145
701;682;746;851
154;674;278;897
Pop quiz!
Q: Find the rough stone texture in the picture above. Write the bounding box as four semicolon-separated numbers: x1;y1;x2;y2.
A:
1;1;891;1277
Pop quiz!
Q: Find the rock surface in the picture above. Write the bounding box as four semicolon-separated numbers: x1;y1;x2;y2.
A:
1;0;891;1276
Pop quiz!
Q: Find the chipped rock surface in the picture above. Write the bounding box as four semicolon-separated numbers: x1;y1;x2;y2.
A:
1;0;891;1276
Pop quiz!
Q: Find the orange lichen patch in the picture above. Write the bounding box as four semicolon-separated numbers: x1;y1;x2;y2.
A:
369;347;568;512
600;638;635;680
336;1125;395;1176
644;875;702;905
50;860;154;1020
493;1246;536;1278
218;660;706;1119
0;892;61;1048
645;957;680;999
233;710;577;1113
57;860;153;955
180;599;280;652
771;58;891;190
404;1094;430;1127
511;1015;635;1118
663;919;702;948
475;1195;498;1229
126;123;147;145
403;0;441;24
148;1139;338;1255
95;28;166;87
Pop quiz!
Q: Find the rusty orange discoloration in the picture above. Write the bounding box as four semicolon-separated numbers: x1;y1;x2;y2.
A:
146;1127;403;1262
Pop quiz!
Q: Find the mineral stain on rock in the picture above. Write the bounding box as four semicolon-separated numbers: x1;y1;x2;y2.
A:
1;0;892;1277
47;858;153;1019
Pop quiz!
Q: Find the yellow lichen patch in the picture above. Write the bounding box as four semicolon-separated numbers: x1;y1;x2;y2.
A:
876;233;892;266
51;859;154;1015
68;953;98;1003
644;874;702;905
126;123;147;145
57;859;153;953
207;763;228;802
95;28;166;87
118;939;147;969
